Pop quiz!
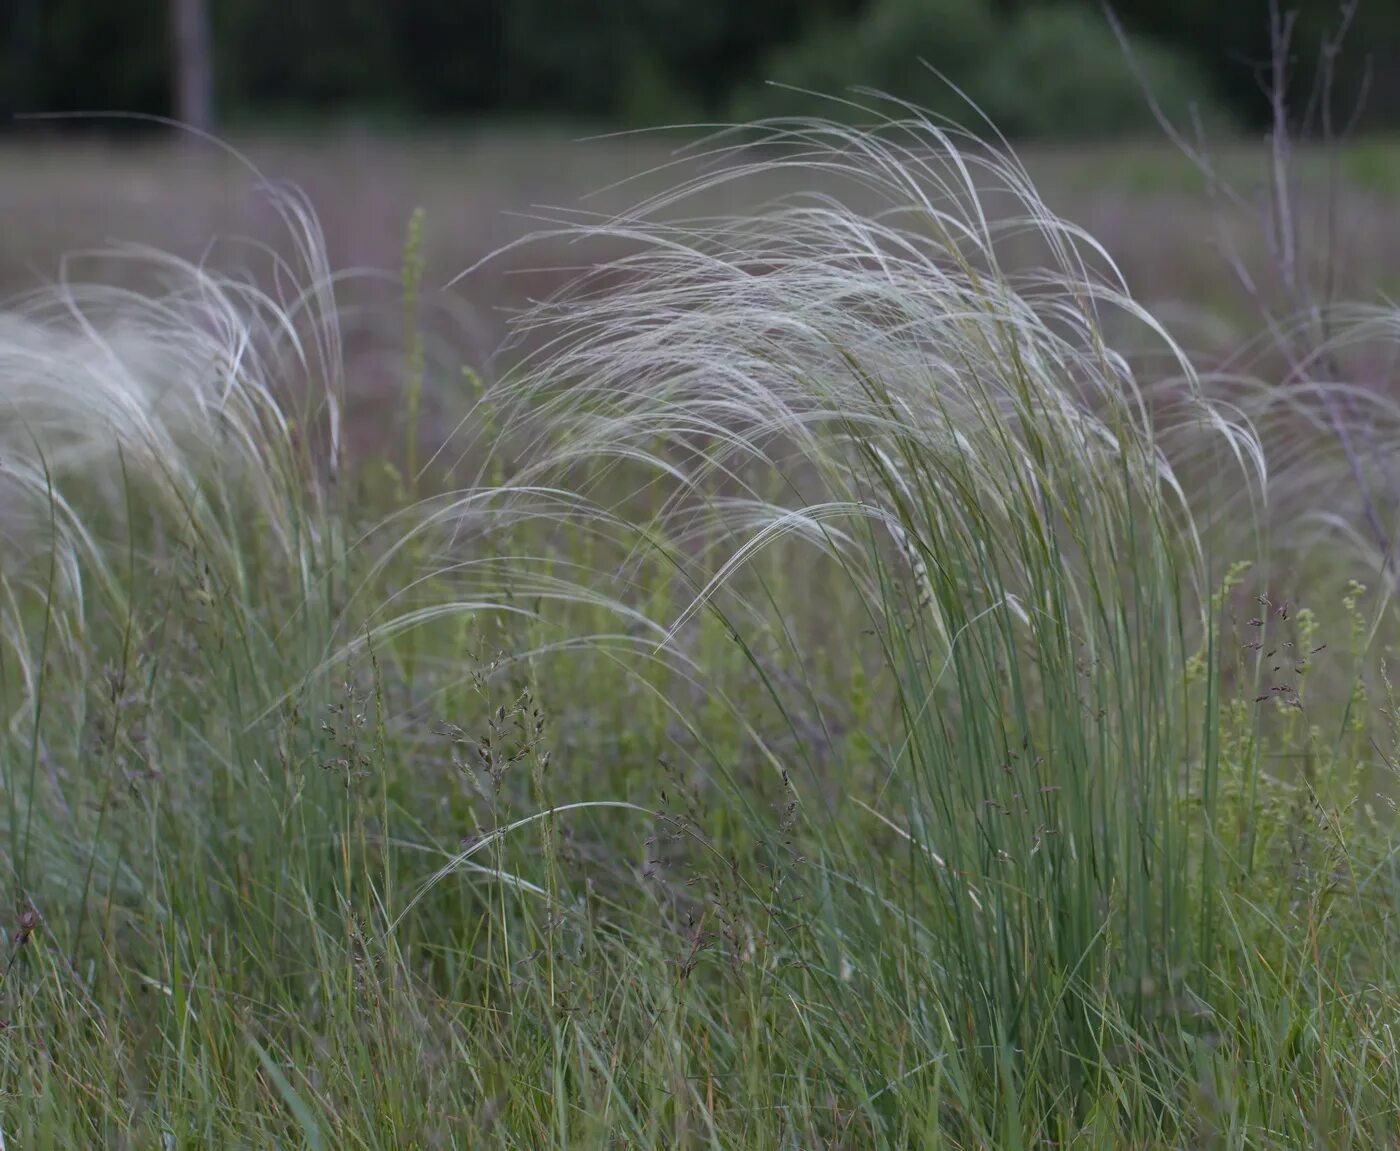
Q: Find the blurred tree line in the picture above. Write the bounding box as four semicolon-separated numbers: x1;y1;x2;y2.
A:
3;0;1399;138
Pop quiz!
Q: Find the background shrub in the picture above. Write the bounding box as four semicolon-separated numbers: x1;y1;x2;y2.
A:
982;4;1233;139
731;0;998;125
733;0;1234;138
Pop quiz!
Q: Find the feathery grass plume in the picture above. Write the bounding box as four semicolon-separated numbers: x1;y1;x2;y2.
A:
7;113;1400;1145
0;183;349;901
1244;304;1400;573
409;111;1287;1129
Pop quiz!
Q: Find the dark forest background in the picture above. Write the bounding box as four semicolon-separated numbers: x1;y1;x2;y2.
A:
4;1;1400;139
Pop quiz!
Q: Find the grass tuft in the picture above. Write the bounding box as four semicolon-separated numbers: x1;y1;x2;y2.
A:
2;114;1400;1148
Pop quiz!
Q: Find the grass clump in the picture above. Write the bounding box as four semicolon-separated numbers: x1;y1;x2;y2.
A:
2;115;1400;1148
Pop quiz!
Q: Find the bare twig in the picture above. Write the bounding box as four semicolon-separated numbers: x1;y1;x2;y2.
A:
1107;0;1396;580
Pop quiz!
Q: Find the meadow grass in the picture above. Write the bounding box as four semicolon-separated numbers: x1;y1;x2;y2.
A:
2;115;1400;1148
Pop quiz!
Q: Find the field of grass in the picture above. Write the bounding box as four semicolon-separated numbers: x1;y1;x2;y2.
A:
4;119;1400;1147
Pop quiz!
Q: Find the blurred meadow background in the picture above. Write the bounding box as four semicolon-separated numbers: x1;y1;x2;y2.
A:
7;2;1400;1148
